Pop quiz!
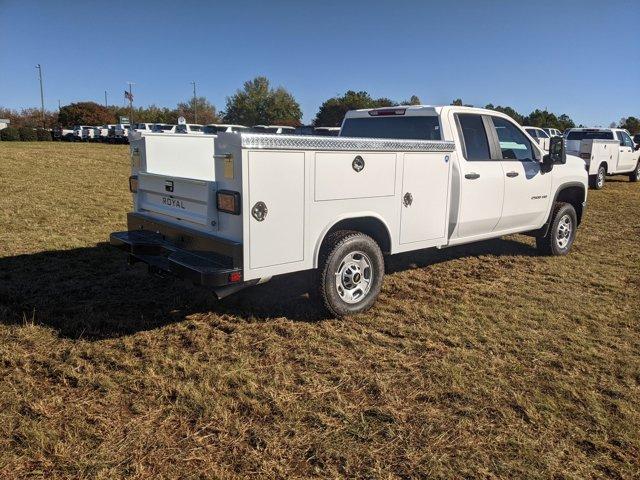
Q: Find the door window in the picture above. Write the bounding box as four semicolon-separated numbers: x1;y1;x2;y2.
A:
458;114;491;161
525;128;538;138
492;117;535;161
615;131;625;145
537;129;550;138
620;132;634;148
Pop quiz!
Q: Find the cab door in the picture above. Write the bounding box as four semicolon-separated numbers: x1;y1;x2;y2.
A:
617;131;637;171
491;116;552;231
453;113;504;238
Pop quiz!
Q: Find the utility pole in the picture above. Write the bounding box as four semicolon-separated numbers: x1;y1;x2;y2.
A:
58;99;61;112
36;64;45;128
104;90;108;108
191;81;197;123
127;82;134;125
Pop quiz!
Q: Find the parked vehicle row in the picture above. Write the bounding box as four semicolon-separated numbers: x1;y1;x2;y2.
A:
111;104;592;318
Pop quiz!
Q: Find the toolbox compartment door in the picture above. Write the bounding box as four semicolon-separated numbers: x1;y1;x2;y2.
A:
247;151;305;269
314;152;396;201
399;153;450;244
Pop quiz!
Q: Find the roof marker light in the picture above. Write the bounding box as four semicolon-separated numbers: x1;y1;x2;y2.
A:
368;108;406;117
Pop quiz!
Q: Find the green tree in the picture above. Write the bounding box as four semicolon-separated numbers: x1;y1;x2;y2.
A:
403;95;421;105
223;77;302;126
58;102;115;126
485;104;525;125
176;97;220;124
314;91;397;127
619;116;640;134
523;109;558;128
556;114;575;132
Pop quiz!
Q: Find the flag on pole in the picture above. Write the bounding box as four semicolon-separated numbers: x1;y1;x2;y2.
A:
124;90;133;102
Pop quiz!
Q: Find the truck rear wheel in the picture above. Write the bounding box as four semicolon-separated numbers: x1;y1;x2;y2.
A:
589;164;606;189
629;162;640;182
536;202;577;256
317;230;384;317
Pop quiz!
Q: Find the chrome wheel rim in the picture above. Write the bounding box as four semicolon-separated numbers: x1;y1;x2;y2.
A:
556;214;573;249
334;251;373;304
597;169;605;188
635;164;640;180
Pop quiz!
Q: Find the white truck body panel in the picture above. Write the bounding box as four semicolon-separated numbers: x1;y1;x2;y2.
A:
578;136;639;175
119;105;588;293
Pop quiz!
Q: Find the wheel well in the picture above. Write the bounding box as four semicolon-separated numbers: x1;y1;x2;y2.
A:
599;162;607;173
325;217;391;254
556;186;585;225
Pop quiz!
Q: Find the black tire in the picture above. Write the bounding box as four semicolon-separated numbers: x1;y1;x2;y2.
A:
629;162;640;182
536;202;577;256
589;164;606;189
317;230;384;317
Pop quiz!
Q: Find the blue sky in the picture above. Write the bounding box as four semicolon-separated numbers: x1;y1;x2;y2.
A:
0;0;638;125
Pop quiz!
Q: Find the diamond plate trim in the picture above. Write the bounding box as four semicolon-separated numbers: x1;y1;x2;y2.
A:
239;133;455;152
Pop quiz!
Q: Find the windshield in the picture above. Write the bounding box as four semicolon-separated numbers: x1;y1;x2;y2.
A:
340;116;442;140
567;130;614;140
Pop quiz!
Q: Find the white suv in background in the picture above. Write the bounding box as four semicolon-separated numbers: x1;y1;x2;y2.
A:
524;126;550;150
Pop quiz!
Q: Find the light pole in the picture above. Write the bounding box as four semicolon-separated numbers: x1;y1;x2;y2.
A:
36;64;45;128
191;81;197;123
126;82;134;125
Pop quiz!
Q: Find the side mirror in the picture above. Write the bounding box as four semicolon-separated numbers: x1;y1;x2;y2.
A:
544;136;566;168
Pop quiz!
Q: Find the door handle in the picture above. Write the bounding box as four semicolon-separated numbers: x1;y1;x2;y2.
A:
506;171;519;178
464;173;480;180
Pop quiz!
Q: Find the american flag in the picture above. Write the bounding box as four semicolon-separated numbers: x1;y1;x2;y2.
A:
124;90;133;102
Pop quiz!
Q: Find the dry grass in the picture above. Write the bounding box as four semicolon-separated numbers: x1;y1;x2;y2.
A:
0;142;638;479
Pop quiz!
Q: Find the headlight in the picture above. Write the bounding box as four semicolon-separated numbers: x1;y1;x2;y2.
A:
216;190;241;215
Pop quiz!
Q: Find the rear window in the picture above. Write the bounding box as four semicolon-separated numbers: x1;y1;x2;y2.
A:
567;130;614;140
189;125;202;132
153;125;174;131
340;116;441;140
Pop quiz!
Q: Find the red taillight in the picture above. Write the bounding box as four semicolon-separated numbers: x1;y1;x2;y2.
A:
368;108;406;116
228;271;242;283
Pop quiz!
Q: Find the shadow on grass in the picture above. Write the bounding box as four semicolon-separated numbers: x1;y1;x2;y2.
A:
0;237;537;340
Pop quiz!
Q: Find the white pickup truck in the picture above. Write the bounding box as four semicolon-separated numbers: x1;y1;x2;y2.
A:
565;128;640;188
111;105;588;317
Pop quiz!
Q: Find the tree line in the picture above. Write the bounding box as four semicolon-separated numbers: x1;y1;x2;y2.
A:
1;76;638;134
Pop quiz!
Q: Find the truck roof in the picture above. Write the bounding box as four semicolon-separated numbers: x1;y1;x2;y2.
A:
344;104;512;119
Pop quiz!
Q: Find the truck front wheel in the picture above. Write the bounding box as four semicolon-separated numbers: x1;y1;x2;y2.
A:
317;231;384;317
536;202;577;256
629;162;640;182
589;164;606;189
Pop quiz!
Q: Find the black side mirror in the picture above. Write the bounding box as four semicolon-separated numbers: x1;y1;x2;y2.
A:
544;136;566;169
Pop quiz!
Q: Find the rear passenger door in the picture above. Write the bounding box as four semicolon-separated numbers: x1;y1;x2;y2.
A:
454;113;504;238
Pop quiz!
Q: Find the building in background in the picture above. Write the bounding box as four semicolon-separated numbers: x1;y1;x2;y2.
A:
0;119;10;130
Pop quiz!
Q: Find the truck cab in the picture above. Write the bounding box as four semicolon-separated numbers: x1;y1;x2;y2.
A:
112;105;588;317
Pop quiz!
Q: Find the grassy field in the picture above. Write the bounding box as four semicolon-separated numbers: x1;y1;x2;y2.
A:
0;142;638;479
